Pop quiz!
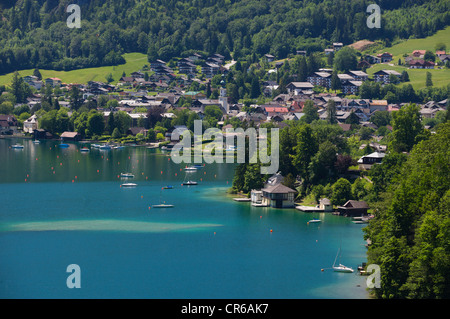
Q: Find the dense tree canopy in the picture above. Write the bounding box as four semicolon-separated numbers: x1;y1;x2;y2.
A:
0;0;449;74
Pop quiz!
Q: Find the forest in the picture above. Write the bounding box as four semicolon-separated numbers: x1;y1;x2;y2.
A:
0;0;449;74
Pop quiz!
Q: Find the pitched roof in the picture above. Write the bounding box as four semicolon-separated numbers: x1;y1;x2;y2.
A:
262;183;296;194
341;200;369;209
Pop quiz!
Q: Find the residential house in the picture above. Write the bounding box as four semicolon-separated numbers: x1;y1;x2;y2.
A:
307;72;331;89
324;48;334;55
178;58;197;75
265;54;275;62
286;82;314;95
369;100;388;113
337;200;369;217
342;80;363;95
364;55;381;64
333;43;343;51
412;50;426;58
436;50;446;57
373;70;401;84
201;62;220;78
348;70;369;82
377;52;393;63
357;151;385;170
408;59;435;69
0;114;18;135
438;54;450;64
45;77;62;87
337;74;354;84
296;50;307;56
23;114;38;133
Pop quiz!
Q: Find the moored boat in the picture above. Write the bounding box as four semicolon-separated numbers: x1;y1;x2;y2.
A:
120;173;134;178
182;181;198;186
120;183;137;187
11;144;24;149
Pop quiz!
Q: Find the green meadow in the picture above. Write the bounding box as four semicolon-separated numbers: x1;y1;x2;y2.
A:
0;52;148;87
366;27;450;90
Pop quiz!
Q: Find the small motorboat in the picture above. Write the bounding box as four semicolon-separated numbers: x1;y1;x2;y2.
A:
11;144;24;149
99;144;112;150
58;143;69;148
91;144;101;148
182;181;198;186
308;218;321;224
80;147;90;152
163;185;174;189
152;204;174;208
120;173;135;178
120;183;137;187
32;140;40;144
185;166;198;171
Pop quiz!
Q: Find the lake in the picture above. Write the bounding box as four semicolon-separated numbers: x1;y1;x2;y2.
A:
0;138;369;298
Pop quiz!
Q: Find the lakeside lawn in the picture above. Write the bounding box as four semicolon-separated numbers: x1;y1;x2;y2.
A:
0;52;148;87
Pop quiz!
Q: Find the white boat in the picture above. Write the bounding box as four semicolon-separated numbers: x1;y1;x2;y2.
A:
92;144;101;148
182;181;198;186
185;166;198;171
80;147;90;152
121;183;137;187
33;140;40;144
308;218;321;223
11;144;24;149
99;144;112;150
120;173;135;178
332;246;354;273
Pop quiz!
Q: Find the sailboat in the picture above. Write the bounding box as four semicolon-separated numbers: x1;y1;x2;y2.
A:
152;188;174;208
332;246;354;273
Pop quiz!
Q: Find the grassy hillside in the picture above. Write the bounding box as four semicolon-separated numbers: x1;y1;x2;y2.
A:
0;53;148;87
366;26;450;90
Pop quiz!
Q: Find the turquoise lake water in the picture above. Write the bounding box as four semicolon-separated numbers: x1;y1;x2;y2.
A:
0;138;369;298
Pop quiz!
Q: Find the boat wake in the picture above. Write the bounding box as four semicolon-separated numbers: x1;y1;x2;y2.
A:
1;219;223;233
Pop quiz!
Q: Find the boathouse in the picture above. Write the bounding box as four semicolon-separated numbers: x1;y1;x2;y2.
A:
337;200;369;217
261;183;297;208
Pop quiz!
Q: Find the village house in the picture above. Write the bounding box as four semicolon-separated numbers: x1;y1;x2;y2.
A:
408;59;435;69
23;114;38;133
357;151;385;170
342;81;363;95
264;54;275;62
373;69;401;84
286;82;314;95
307;72;331;89
45;77;62;87
412;50;426;58
348;70;369;82
178;58;197;75
201;62;220;78
0;114;18;135
377;52;393;63
333;42;343;51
